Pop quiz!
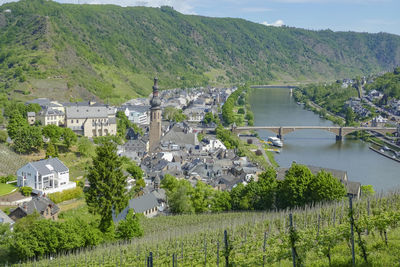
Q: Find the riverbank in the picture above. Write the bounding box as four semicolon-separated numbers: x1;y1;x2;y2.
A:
369;146;400;163
248;87;400;191
293;88;400;153
218;86;273;169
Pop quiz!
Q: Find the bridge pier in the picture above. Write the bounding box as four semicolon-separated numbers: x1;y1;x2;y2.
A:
336;127;343;141
278;127;283;140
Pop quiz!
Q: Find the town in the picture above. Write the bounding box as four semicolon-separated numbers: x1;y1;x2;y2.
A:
1;77;369;226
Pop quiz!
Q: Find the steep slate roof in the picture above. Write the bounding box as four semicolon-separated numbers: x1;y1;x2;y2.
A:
161;125;198;146
27;98;51;108
113;193;159;222
27;112;36;117
12;197;59;217
0;210;14;224
29;157;69;176
345;181;361;196
39;108;64;116
66;106;109;119
124;139;147;152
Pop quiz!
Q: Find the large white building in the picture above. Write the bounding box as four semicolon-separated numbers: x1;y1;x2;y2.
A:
65;105;117;138
17;158;76;194
37;108;65;126
120;105;150;125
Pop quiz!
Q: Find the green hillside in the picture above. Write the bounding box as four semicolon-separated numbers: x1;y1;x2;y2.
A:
1;0;400;103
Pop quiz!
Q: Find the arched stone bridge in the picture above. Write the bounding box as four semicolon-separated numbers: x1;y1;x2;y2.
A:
231;126;398;140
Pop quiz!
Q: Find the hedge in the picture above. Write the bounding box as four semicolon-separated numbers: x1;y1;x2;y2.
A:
47;187;83;204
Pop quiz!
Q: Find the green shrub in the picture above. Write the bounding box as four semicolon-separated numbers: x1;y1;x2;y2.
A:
47;187;83;204
19;186;32;196
0;130;7;143
0;174;17;184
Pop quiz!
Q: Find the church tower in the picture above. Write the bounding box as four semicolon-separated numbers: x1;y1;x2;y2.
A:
149;77;162;151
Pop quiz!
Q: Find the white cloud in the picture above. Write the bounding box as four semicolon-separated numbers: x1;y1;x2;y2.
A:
261;19;284;27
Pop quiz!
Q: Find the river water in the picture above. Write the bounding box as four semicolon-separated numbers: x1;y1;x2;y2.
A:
249;88;399;192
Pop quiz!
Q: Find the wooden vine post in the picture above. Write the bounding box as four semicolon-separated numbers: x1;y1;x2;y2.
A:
349;196;356;266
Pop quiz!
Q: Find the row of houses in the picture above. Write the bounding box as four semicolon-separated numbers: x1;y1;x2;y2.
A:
27;99;117;138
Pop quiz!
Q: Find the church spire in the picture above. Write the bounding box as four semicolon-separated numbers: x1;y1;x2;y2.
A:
149;76;162;151
150;77;161;109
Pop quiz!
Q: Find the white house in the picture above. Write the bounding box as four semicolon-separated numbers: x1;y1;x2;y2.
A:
121;105;150;125
202;138;227;152
65;105;117;138
17;158;76;194
37;108;65;126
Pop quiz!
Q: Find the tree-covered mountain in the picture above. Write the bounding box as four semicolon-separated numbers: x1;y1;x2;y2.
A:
1;0;400;103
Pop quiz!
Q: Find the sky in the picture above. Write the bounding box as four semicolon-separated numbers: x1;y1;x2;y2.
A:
1;0;400;35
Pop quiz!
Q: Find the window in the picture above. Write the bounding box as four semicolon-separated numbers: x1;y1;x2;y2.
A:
71;120;73;123
76;120;78;123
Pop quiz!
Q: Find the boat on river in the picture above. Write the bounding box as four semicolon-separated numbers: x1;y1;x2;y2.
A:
267;137;283;147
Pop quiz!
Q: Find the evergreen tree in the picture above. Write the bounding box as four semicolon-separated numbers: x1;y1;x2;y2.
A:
85;140;129;232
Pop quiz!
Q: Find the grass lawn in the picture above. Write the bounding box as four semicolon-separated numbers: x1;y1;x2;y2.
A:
0;183;17;196
58;198;86;212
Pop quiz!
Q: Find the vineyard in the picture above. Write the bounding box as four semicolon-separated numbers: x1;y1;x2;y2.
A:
12;191;400;266
0;144;27;177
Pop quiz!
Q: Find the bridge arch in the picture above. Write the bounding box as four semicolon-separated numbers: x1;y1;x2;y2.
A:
232;126;397;140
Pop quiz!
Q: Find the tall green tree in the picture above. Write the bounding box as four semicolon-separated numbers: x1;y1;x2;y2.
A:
276;163;314;209
253;167;278;210
190;181;213;213
160;174;179;192
116;111;143;139
45;142;58;158
126;162;143;180
62;128;77;149
210;191;231;212
163;106;187;122
6;113;27;140
85;140;129;232
77;137;95;157
12;126;42;154
345;107;355;126
115;210;143;240
309;170;346;202
42;125;63;143
168;184;194;214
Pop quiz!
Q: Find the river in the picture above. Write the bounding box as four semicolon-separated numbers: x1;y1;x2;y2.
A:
249;88;399;192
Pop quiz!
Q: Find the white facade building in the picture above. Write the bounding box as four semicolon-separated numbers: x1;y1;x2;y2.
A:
202;139;227;152
65;105;117;138
38;108;65;126
17;158;76;194
121;105;150;125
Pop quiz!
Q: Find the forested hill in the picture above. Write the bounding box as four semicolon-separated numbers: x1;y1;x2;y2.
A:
1;0;400;104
